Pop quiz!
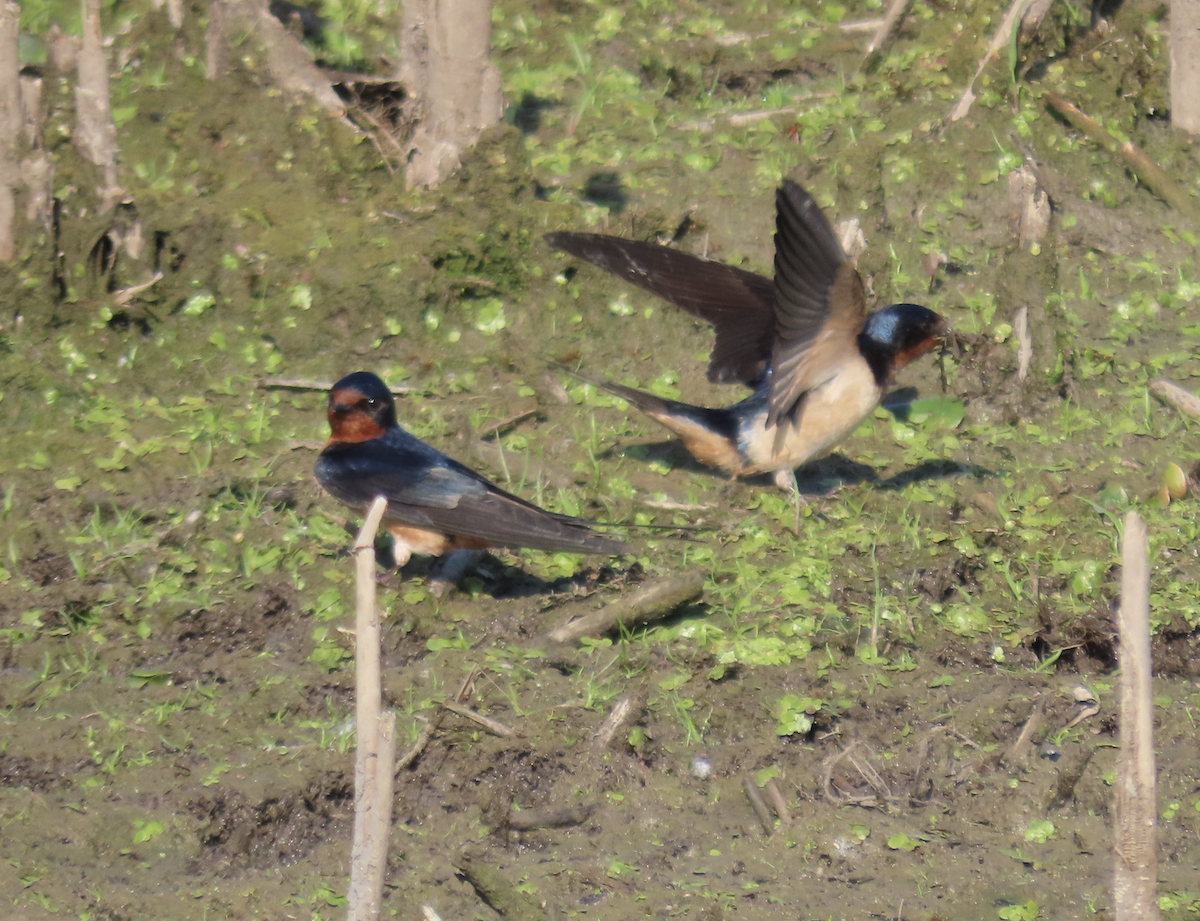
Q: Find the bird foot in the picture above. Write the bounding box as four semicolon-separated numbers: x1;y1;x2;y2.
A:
429;549;486;598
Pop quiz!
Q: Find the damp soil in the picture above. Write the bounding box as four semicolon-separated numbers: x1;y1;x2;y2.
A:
3;0;1200;920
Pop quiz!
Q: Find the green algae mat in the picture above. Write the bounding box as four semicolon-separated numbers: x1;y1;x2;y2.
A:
3;0;1200;919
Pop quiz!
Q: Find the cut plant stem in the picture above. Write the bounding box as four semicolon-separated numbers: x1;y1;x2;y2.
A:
1113;511;1158;920
347;496;390;921
75;0;120;208
0;0;17;263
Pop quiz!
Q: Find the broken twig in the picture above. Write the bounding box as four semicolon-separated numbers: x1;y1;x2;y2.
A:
545;571;705;644
1014;307;1032;382
397;668;481;770
258;377;412;394
949;0;1034;122
1045;93;1200;222
113;271;163;306
591;686;647;750
441;699;518;738
1149;379;1200;424
742;773;775;835
455;851;546;921
859;0;917;74
763;778;792;825
507;803;598;831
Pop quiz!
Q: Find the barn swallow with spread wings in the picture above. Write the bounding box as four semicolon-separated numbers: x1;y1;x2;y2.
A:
546;181;947;505
314;371;630;571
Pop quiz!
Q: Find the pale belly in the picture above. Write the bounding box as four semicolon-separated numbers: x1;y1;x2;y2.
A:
738;358;881;475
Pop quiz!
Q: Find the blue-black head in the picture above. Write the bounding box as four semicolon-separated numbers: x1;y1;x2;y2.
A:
326;371;398;443
859;304;948;383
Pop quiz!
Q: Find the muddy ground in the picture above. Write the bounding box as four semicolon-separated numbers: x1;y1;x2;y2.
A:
3;0;1200;919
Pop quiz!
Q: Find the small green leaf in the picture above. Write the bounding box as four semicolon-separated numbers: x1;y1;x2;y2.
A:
474;298;508;335
997;900;1040;920
127;669;171;689
1023;819;1055;843
183;292;216;316
773;695;823;736
132;819;164;844
683;152;719;173
895;396;965;429
886;833;920;851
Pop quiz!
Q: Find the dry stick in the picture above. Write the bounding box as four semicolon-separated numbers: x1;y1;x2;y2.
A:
1113;512;1159;921
591;686;648;750
113;271;163;306
1044;93;1200;223
478;408;540;441
859;0;918;74
347;496;389;921
742;773;775;835
840;18;886;32
396;668;480;770
258;377;413;395
1014;307;1032;381
455;851;546;921
1000;699;1043;768
441;699;518;738
507;804;598;831
395;716;439;771
762;779;792;825
545;571;706;645
1149;379;1200;424
949;0;1034;122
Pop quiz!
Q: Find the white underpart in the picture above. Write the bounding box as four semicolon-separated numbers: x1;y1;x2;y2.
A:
740;356;881;474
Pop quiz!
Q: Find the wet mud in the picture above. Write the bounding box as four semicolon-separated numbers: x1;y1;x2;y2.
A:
3;0;1200;919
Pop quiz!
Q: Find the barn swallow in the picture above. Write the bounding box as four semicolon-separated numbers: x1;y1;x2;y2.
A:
546;180;947;499
314;371;631;570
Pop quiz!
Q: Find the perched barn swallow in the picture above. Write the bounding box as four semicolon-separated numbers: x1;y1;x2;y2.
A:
314;371;630;568
547;180;947;496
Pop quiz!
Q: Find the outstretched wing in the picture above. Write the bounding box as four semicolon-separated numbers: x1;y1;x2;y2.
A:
546;232;775;385
767;181;868;427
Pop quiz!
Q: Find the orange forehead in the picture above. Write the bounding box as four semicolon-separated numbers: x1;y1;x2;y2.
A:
330;386;367;408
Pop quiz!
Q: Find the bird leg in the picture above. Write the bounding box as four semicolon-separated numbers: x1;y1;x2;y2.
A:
373;536;413;584
774;467;806;536
430;549;485;598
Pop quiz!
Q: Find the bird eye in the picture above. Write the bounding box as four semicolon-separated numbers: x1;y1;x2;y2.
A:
365;398;377;406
